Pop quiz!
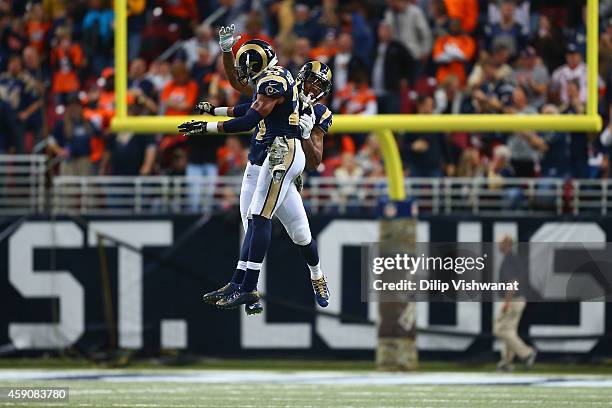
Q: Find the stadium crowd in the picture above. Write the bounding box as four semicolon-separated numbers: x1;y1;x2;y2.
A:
1;0;612;188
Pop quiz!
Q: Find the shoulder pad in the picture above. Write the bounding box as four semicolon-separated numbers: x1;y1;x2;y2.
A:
256;67;291;98
313;103;333;134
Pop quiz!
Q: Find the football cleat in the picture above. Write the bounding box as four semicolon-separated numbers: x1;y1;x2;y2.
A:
216;289;261;310
311;276;330;307
202;283;238;304
245;301;264;316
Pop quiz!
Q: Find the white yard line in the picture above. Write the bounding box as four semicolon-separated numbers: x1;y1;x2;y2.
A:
0;370;610;388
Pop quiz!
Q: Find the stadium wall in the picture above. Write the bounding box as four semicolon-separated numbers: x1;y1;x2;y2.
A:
1;215;611;359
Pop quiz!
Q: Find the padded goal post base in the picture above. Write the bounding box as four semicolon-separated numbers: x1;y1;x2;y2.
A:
376;200;418;371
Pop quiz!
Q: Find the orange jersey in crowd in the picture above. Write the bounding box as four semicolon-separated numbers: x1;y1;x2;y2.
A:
161;80;199;116
335;83;377;114
163;0;197;20
26;20;51;54
310;46;337;64
433;34;476;85
443;0;478;33
50;44;83;94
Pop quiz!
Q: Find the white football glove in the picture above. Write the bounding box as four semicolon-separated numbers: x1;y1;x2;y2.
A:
299;113;316;140
219;24;241;53
196;101;216;115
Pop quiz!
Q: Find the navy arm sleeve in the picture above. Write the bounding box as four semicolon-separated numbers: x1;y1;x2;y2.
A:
232;102;251;117
222;108;263;133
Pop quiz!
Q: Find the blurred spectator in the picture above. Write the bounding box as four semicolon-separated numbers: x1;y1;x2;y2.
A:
337;4;373;65
82;0;114;75
160;61;198;116
50;26;84;105
505;87;541;177
217;135;247;176
334;151;364;213
182;24;220;70
384;0;432;74
372;22;412;113
21;46;45;143
565;5;586;57
512;47;549;110
165;147;188;176
356;134;383;176
42;0;66;22
530;14;565;72
203;56;239;107
428;0;449;38
101;132;157;176
127;0;146;60
49;97;100;176
487;144;523;209
484;0;527;58
24;3;50;56
467;43;513;90
432;18;476;86
333;67;377;115
434;74;465;114
488;0;529;34
233;11;274;52
293;4;320;44
0;54;41;153
488;144;515;182
191;47;215;88
328;32;363;99
310;30;338;64
443;0;478;34
97;68;117;127
147;60;172;93
186;133;223;213
162;0;198;38
286;37;312;77
538;104;570;178
0;100;15;153
469;56;509;114
404;95;447;177
551;44;586;104
456;147;483;177
128;58;156;100
600;18;612;81
1;18;27;62
562;80;589;178
317;0;340;32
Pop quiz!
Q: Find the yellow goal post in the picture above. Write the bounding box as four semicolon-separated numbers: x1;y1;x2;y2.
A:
111;0;601;201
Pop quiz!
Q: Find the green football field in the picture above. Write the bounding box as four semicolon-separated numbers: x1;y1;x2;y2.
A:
0;380;611;407
0;366;611;407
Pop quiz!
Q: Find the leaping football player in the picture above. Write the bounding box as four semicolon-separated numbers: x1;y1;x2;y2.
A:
178;27;332;312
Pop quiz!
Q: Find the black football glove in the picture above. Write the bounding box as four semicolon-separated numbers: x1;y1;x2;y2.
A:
178;120;207;136
196;101;216;115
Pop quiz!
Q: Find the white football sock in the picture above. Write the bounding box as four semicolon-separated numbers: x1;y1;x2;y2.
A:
308;263;323;280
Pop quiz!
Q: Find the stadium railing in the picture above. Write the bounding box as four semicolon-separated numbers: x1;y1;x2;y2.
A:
3;154;611;216
49;175;612;216
0;155;46;214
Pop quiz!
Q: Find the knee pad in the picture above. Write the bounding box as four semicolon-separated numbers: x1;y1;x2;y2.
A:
291;224;312;246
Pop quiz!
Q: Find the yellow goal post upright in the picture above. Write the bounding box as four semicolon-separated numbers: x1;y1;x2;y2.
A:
112;0;601;201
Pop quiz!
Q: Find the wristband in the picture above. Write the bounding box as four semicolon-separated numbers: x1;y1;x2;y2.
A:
213;107;229;116
206;122;219;133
